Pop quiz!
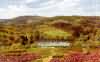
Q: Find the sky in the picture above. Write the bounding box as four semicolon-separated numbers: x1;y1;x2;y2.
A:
0;0;98;19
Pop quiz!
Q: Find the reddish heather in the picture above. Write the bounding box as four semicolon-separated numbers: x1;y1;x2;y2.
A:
0;53;41;62
50;50;100;62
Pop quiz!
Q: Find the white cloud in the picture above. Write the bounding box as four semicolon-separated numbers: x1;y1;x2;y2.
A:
35;0;80;16
79;0;97;16
0;0;98;19
0;0;80;19
25;0;36;3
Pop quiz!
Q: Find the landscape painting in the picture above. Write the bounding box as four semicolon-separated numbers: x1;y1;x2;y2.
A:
0;0;99;62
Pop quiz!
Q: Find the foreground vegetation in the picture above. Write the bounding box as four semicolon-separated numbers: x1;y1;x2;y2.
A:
0;16;100;62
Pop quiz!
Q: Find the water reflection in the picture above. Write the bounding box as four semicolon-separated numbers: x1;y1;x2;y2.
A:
37;41;70;47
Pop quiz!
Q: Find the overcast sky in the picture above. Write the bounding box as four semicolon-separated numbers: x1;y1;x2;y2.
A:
0;0;98;19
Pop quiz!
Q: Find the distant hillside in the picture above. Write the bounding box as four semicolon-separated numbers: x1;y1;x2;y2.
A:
0;16;50;25
0;16;99;25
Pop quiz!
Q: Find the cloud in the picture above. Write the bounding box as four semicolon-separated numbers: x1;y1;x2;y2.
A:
35;0;80;16
0;0;98;19
79;0;98;16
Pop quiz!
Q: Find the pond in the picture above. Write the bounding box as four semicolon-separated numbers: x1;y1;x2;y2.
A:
36;40;70;47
